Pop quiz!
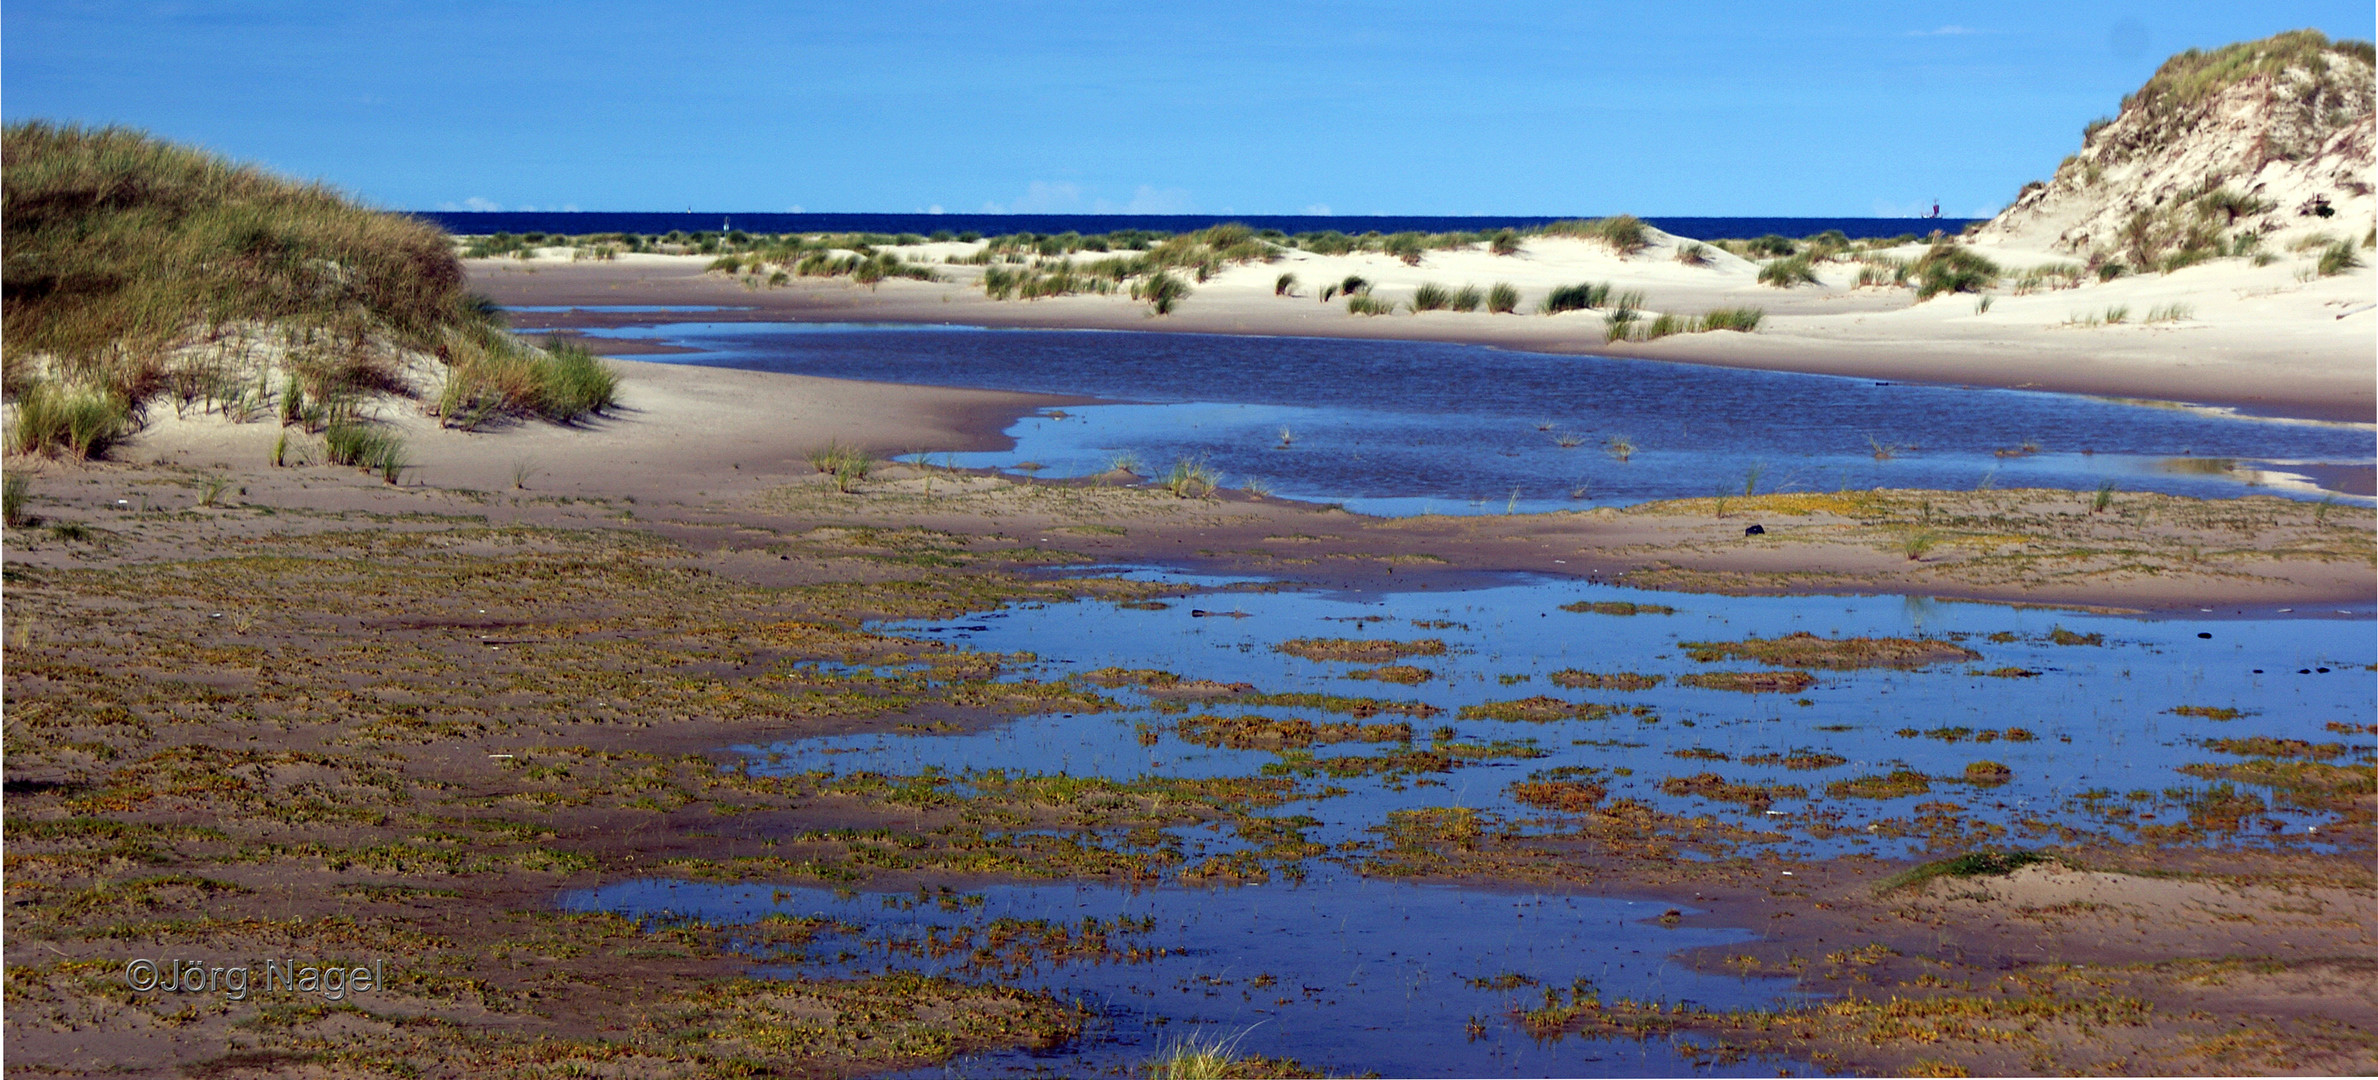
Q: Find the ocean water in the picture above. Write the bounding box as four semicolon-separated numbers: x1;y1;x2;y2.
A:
563;319;2375;512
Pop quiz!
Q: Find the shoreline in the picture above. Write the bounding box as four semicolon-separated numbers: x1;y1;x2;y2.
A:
473;253;2378;424
53;352;2373;615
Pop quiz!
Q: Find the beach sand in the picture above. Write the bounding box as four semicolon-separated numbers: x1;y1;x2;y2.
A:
476;232;2377;423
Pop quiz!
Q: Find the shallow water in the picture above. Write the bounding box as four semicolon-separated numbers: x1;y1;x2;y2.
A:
564;874;1787;1078
745;574;2375;859
579;574;2371;1075
559;318;2375;512
543;311;2373;1074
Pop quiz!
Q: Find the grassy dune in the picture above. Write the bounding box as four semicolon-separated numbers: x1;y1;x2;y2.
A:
2;122;615;457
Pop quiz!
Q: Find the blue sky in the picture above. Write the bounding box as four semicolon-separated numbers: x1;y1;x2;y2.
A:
5;2;2371;217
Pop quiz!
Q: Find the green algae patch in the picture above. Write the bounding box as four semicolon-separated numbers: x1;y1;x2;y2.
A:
1275;637;1447;663
1682;632;1980;670
1741;750;1850;770
1559;600;1676;616
1964;761;2015;786
1548;669;1663;691
1234;690;1442;720
1345;663;1435;685
2170;705;2248;721
1457;696;1622;723
1678;670;1819;693
2201;737;2346;760
1828;769;1936;799
1660;772;1807;809
1510;778;1610;812
1173;714;1412;750
1879;849;2056;893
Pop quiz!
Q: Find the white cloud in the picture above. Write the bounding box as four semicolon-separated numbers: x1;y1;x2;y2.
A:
1302;203;1334;216
994;181;1085;213
441;196;503;212
927;204;945;215
1908;24;1978;36
1121;185;1193;214
560;203;580;212
784;204;805;213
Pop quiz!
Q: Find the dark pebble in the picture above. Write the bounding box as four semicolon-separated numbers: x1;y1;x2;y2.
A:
2197;632;2212;639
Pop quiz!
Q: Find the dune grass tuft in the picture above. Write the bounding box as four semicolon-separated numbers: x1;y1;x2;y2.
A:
1487;282;1521;314
1910;242;2001;299
1540;282;1611;314
1161;456;1220;498
3;472;29;526
1409;283;1452;312
6;380;131;457
1757;254;1821;288
1539;215;1650;255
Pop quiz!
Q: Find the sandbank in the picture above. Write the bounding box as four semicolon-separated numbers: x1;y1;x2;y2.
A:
473;237;2378;423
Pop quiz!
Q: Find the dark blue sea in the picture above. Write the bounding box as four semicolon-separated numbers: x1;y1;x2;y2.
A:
419;211;1979;241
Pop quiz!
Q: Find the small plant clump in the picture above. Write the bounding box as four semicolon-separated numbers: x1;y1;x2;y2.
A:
1548;670;1663;691
1559;600;1676;616
1276;637;1447;663
1681;632;1979;670
1160;457;1220;498
1878;849;2055;892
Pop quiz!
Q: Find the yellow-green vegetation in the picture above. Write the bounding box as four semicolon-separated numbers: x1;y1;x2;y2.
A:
4;511;1345;1071
1828;770;1937;799
1678;670;1819;693
1456;696;1623;723
1509;777;1608;812
1548;669;1663;691
1;122;615;457
1345;663;1434;684
1660;772;1808;809
1617;488;2373;598
1683;631;1980;670
2201;736;2346;759
1741;750;1850;770
1172;713;1412;750
1142;1031;1325;1079
1275;636;1447;662
1559;600;1675;615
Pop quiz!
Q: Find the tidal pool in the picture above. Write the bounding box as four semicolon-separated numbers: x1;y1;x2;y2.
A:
741;574;2375;859
564;874;1785;1078
574;574;2371;1076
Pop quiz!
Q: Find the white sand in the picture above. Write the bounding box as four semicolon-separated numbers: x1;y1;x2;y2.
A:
478;230;2377;422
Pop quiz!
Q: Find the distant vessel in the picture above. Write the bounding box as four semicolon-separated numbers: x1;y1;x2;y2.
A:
1924;200;1941;219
